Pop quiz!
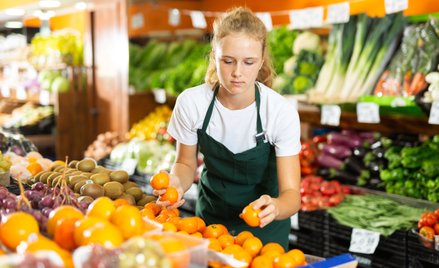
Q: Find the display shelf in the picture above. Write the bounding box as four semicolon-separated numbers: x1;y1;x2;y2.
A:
298;102;439;136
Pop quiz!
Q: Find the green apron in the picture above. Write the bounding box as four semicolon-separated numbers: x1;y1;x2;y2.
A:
195;83;290;250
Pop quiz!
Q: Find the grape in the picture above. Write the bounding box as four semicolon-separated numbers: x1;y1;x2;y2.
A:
32;182;45;191
0;188;8;199
41;207;52;217
31;200;39;209
4;207;15;214
28;190;44;202
39;195;54;209
24;190;32;199
80;201;90;210
52;195;63;208
2;197;16;209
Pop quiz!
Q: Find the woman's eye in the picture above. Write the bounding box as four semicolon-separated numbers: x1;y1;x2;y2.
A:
245;61;255;65
223;59;233;64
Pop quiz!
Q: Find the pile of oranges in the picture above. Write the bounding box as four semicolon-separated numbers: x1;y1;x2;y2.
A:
150;171;179;205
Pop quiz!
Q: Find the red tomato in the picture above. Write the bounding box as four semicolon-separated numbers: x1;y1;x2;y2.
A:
329;193;345;206
419;226;435;240
301;203;318;212
434;223;439;235
434;208;439;220
422;215;437;227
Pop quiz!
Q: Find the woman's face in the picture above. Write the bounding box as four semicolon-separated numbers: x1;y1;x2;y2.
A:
214;33;264;96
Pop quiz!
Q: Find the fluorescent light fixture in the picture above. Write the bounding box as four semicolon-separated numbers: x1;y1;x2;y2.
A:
34;10;55;20
39;0;61;8
5;21;23;29
75;2;88;10
5;8;25;16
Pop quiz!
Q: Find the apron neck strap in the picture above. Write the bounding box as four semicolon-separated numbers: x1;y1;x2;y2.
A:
201;83;264;136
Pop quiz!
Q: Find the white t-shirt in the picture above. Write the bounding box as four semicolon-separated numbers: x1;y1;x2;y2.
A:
167;82;301;156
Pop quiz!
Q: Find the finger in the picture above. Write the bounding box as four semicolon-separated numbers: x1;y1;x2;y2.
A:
258;203;275;218
167;199;185;210
253;195;271;210
152;189;167;196
259;213;275;228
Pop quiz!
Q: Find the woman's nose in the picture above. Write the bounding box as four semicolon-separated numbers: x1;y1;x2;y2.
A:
232;63;242;77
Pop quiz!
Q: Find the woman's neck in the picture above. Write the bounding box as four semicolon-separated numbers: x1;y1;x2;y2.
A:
217;85;255;110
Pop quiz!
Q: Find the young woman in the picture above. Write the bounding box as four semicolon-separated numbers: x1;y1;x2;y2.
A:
159;7;301;249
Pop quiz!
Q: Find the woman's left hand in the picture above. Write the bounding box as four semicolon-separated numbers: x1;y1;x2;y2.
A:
251;194;279;228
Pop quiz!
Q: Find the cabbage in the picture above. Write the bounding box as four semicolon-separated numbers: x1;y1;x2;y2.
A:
283;56;297;77
293;31;321;55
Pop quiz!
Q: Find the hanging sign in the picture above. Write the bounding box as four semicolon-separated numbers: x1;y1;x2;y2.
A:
256;12;273;31
131;12;144;29
39;90;51;106
16;85;27;100
169;9;180;26
1;85;10;97
321;104;341;126
190;11;207;29
326;2;350;24
356;102;380;123
289;7;324;29
428;101;439;125
349;228;380;254
384;0;408;14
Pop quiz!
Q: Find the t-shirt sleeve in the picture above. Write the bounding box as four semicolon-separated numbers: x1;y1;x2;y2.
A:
167;93;198;145
273;103;302;157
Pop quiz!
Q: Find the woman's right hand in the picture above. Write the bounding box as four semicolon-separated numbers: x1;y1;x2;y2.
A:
152;170;185;209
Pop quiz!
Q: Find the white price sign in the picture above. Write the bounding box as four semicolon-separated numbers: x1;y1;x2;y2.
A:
256;12;273;31
131;12;144;29
289;7;323;29
16;86;27;100
356;102;380;123
290;213;299;230
190;11;207;29
1;85;10;97
428;101;439;125
349;228;380;254
39;90;51;106
384;0;408;14
325;2;350;24
321;104;341;126
121;158;138;176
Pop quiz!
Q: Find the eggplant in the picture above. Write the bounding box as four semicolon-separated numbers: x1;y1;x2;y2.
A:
329;168;358;184
372;147;386;159
322;143;352;159
344;155;366;175
317;168;331;179
327;132;362;149
353;146;367;158
316;153;344;169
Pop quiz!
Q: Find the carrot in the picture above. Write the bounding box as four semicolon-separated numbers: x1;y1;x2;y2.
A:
408;72;428;96
403;71;412;96
373;70;390;95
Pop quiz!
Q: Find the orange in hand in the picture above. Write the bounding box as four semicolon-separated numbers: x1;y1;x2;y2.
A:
150;172;169;190
160;187;178;205
241;205;261;227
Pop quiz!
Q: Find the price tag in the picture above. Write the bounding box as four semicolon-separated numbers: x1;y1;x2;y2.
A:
289;7;324;29
356;102;380;123
153;88;167;104
349;228;380;254
16;86;27;100
131;12;144;29
190;11;207;29
39;90;51;105
168;9;181;26
290;213;299;230
384;0;408;14
325;2;350;24
256;12;273;31
321;104;341;126
121;158;138;176
428;101;439;125
1;85;10;97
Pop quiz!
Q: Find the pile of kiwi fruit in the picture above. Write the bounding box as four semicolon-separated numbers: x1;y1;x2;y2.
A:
29;158;156;208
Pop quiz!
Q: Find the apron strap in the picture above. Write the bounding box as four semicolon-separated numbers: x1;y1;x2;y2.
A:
201;83;265;144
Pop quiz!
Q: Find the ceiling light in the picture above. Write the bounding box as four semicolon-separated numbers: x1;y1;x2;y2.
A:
5;21;23;29
75;2;88;10
34;10;55;20
5;8;25;16
39;0;61;9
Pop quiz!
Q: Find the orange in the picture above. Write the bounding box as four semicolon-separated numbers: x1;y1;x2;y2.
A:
26;162;43;176
86;197;116;221
233;250;253;266
207;238;222;252
218;234;235;249
260;242;286;255
242;236;263;257
0;212;40;250
140;208;155;220
263;250;282;262
273;253;296;268
216;223;229;235
144;202;162;216
150;172;169;190
162;222;178;232
286;249;306;266
157;236;190;268
193;216;206;232
54;218;78;251
113;198;129;207
203;224;226;239
74;217;106;246
234;230;254;246
177;217;199;234
241;205;261;227
82;223;123;248
160;187;179;205
191;232;203;238
177;230;189;236
159;208;180;217
110;205;144;239
251;255;274;268
155;213;171;224
0;249;4;255
167;216;181;225
222;244;244;255
47;206;84;236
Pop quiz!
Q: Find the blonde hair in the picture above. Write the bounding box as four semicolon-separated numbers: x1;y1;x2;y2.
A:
205;7;275;87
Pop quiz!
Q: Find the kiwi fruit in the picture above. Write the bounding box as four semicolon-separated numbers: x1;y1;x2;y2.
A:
137;195;157;206
90;173;110;186
46;172;61;186
33;170;48;182
68;175;88;188
80;183;105;199
64;168;77;175
76;159;96;172
123;181;138;191
74;193;81;198
110;170;129;184
68;160;79;169
120;193;136;206
103;181;124;199
74;180;89;193
80;172;93;179
50;163;63;171
53;165;66;173
78;195;94;204
39;172;52;184
51;175;63;188
90;166;107;174
125;187;143;202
